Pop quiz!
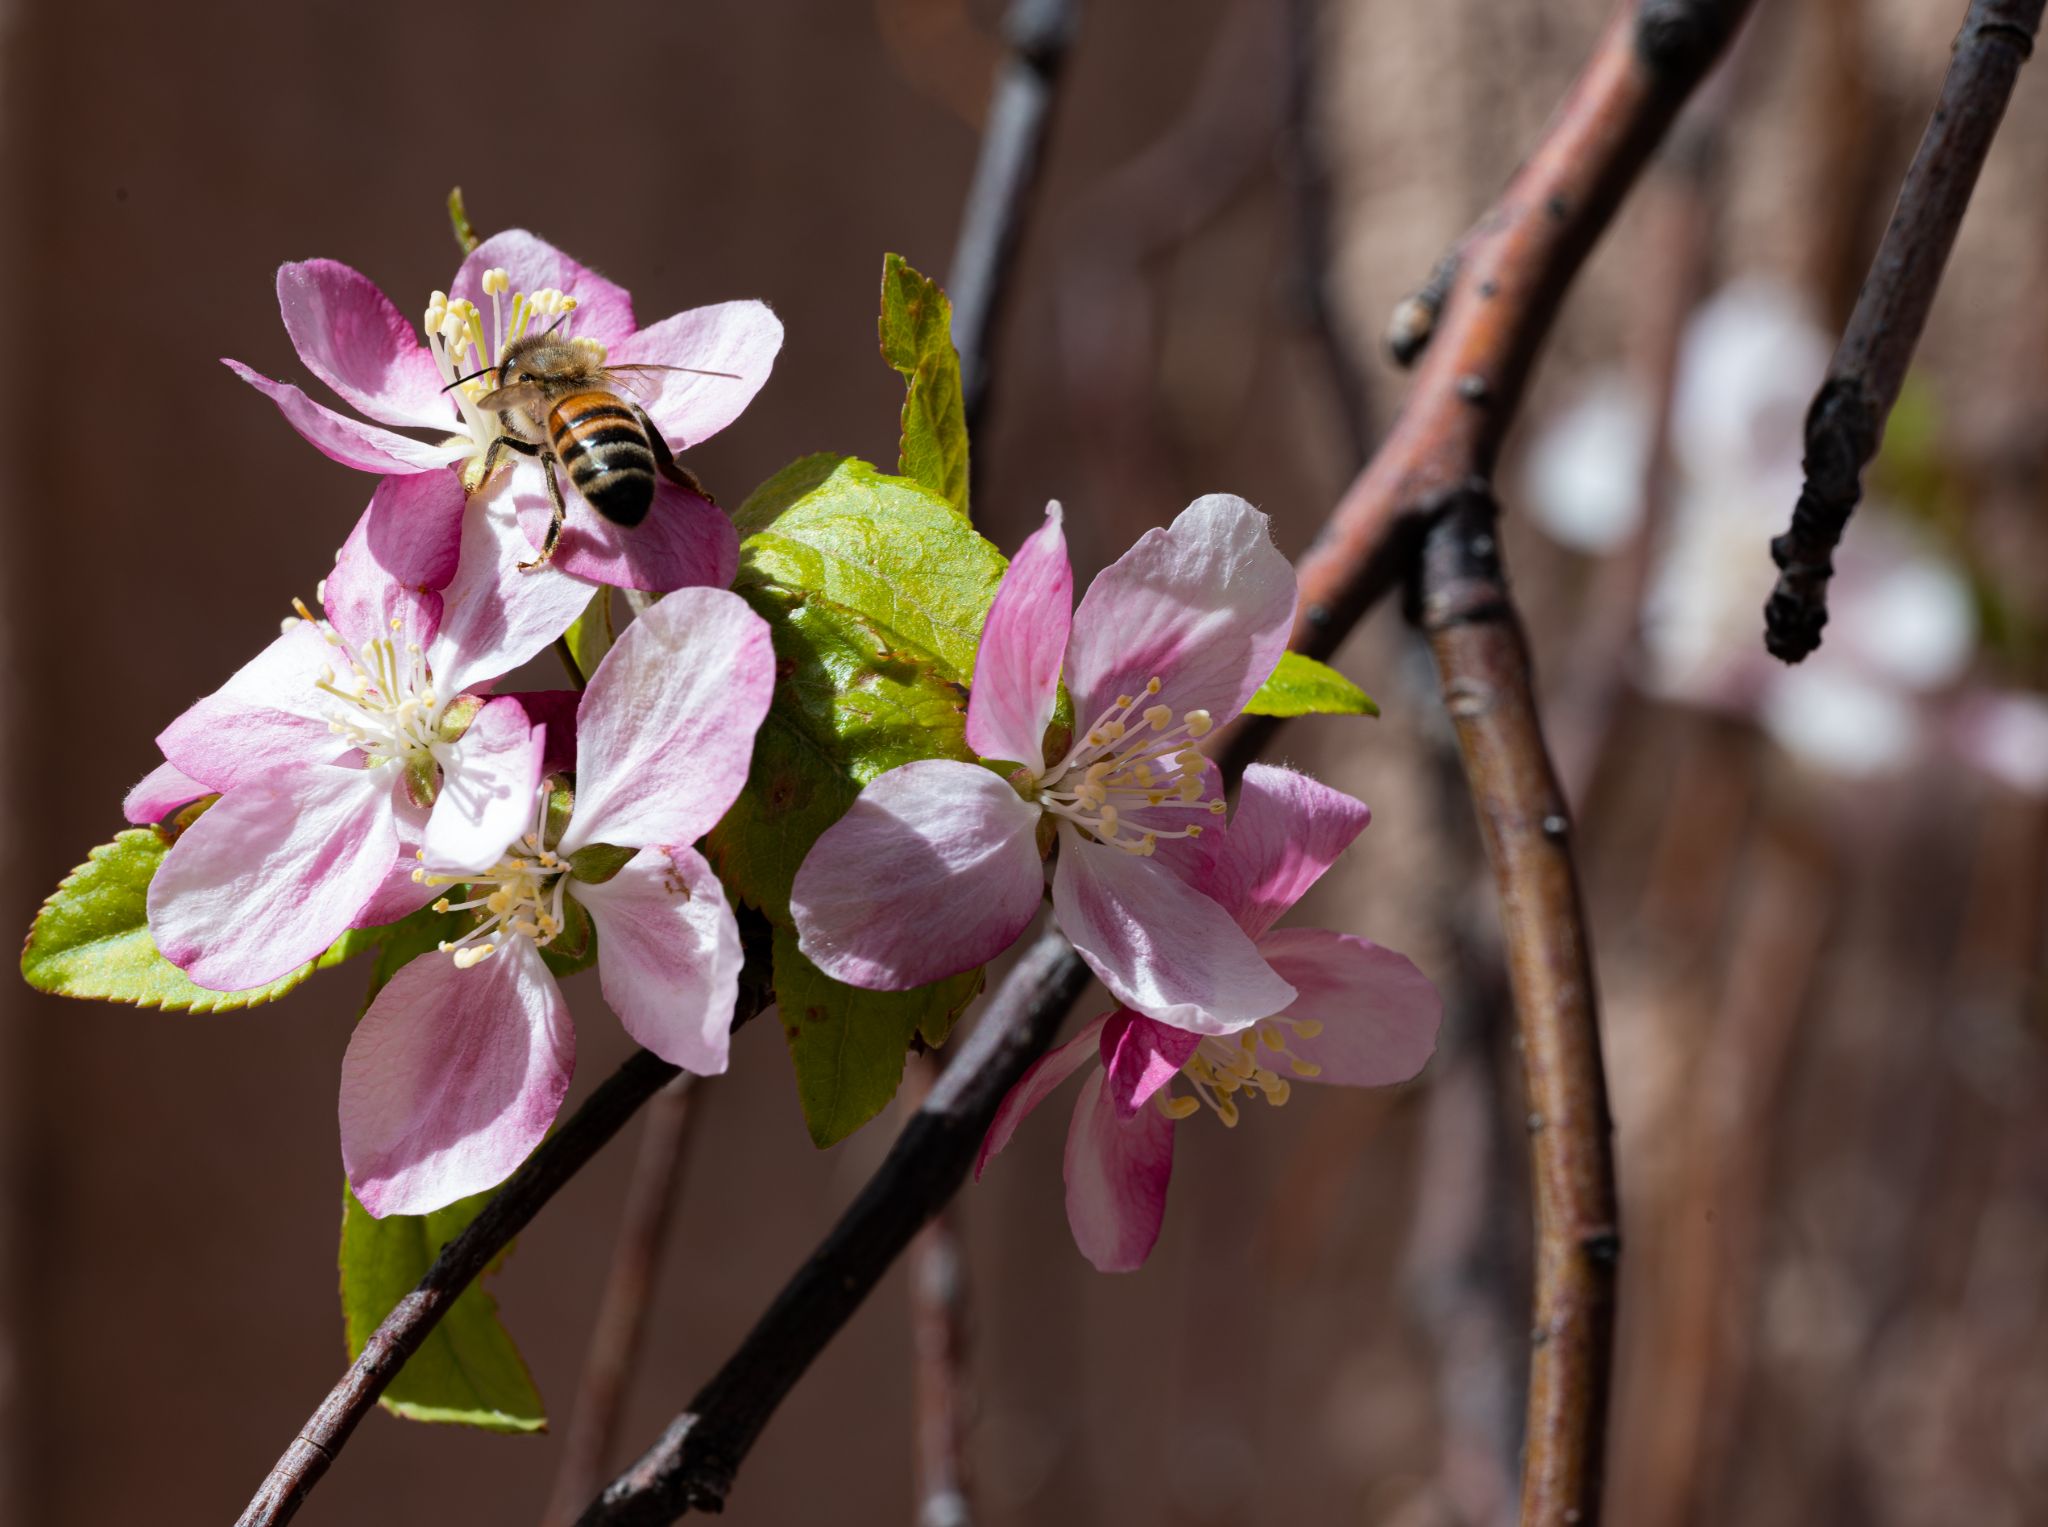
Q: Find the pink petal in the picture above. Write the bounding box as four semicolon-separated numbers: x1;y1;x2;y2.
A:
425;488;599;699
1099;1010;1199;1120
509;463;740;593
1190;763;1371;940
124;759;207;825
559;587;774;855
966;503;1072;768
275;259;454;431
340;938;575;1218
223;360;466;475
324;474;466;654
1256;927;1442;1086
1065;494;1297;733
513;689;581;777
791;760;1046;990
156;620;349;792
576;845;743;1076
426;696;545;874
148;765;403;989
351;850;440;929
609;300;785;449
452;230;636;347
1050;826;1296;1035
1064;1069;1176;1273
975;1015;1107;1177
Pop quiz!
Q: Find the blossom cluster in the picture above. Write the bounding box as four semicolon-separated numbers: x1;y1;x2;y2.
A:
102;231;1438;1271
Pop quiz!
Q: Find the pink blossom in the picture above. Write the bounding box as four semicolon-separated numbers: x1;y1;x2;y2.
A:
791;496;1302;1033
227;230;782;590
339;586;775;1217
976;766;1441;1271
144;489;595;991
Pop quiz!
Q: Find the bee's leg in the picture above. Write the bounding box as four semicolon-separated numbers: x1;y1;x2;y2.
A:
634;405;715;503
519;455;571;573
481;432;543;484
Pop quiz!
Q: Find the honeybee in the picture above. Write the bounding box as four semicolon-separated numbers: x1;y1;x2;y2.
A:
474;333;736;570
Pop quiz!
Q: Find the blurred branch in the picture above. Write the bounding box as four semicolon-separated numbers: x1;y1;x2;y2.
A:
949;0;1079;436
573;932;1091;1526
542;1076;707;1527
1765;0;2044;663
904;1051;976;1527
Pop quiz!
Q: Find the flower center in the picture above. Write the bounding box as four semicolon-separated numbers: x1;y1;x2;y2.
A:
415;791;570;969
1033;678;1227;856
1152;1016;1326;1127
291;596;442;770
422;269;601;459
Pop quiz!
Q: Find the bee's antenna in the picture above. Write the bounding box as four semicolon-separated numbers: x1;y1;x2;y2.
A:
441;363;498;394
544;314;570;337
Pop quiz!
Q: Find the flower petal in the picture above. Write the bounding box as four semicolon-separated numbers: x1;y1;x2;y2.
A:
276;259;454;431
148;765;402;989
559;587;774;855
224;360;465;475
426;696;545;875
791;760;1045;990
975;1015;1107;1177
609;299;785;449
1189;763;1371;940
426;486;598;699
576;845;742;1075
966;503;1072;768
1256;927;1442;1086
156;619;349;792
510;465;740;593
340;938;574;1218
123;759;208;826
1051;827;1295;1035
453;230;636;346
1065;494;1297;731
1099;1010;1200;1119
1064;1069;1175;1273
323;471;468;648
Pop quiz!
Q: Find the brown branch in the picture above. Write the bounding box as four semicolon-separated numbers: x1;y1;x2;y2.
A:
1414;491;1617;1527
237;922;773;1527
573;931;1091;1526
1764;0;2044;662
542;1075;707;1527
903;1051;976;1527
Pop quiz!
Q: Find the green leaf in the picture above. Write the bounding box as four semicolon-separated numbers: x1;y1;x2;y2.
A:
24;830;325;1012
1241;652;1381;719
561;587;615;685
708;458;1007;925
773;928;984;1147
339;1182;544;1432
879;254;969;517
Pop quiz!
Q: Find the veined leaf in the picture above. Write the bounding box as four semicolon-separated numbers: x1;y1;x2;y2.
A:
1241;651;1380;719
879;253;970;517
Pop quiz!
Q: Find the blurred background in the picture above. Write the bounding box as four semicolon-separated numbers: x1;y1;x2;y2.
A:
3;0;2046;1523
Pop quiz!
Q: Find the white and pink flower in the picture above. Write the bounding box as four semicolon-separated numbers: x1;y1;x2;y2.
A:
142;487;596;991
228;229;783;591
339;586;775;1218
975;766;1440;1271
791;495;1302;1034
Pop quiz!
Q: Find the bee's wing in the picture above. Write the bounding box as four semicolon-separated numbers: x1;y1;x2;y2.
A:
476;380;546;415
604;362;742;401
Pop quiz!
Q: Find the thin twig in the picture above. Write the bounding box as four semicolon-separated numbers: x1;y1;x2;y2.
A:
1414;490;1617;1527
574;932;1091;1525
1764;0;2044;662
948;0;1080;435
236;1051;685;1527
903;1051;976;1527
542;1076;707;1527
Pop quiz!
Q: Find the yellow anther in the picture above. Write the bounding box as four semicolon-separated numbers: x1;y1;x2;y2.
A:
1137;833;1158;856
1291;1019;1325;1039
1186;825;1204;838
1087;730;1105;747
414;849;426;861
1098;804;1119;837
1085;761;1114;782
1207;799;1227;815
1117;694;1135;709
1145;677;1162;694
481;267;509;295
453;944;495;970
432;898;451;913
1160;1094;1200;1121
1290;1060;1324;1078
1240;1031;1260;1053
1185;710;1213;737
1178;778;1203;802
1143;704;1173;730
411;868;427;883
1216;1100;1241;1128
1101;720;1127;741
1147;792;1165;806
1265;1079;1292;1107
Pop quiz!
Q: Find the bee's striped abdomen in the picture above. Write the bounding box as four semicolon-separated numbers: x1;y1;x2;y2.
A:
549;391;657;526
